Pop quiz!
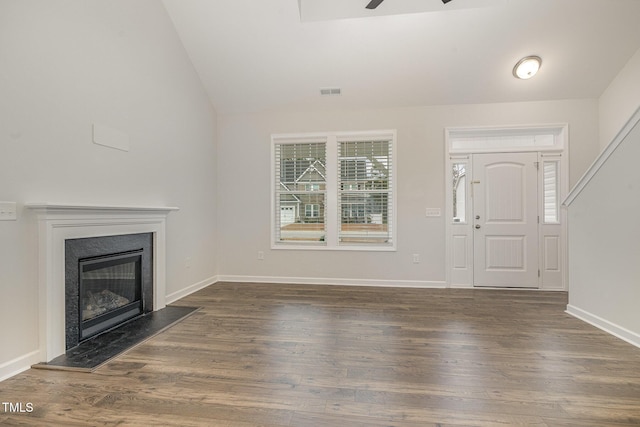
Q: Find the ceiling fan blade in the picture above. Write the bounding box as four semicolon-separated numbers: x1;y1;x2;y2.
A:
367;0;451;9
366;0;384;9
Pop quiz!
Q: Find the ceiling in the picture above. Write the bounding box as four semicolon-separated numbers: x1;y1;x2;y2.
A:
162;0;640;114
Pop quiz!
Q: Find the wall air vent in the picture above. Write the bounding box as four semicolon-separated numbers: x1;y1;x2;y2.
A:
320;88;341;96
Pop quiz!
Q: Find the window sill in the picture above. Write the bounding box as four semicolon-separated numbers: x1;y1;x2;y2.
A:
272;243;396;252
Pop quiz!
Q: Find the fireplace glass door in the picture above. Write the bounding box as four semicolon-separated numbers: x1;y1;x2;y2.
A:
79;250;144;341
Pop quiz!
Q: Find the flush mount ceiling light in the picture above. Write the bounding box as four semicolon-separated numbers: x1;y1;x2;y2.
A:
513;56;542;80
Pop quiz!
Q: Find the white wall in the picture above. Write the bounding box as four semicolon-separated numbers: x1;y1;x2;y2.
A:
599;47;640;150
217;99;599;285
565;47;640;347
0;0;217;378
567;111;640;346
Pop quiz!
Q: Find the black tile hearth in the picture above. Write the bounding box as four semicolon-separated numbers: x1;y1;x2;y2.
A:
33;305;200;372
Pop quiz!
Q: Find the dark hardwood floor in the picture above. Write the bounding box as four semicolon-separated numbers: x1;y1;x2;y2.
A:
1;282;639;426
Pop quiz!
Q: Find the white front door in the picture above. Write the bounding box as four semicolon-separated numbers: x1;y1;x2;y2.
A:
472;152;539;288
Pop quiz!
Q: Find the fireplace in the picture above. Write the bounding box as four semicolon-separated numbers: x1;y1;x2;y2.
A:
65;233;154;350
27;203;177;362
79;250;143;341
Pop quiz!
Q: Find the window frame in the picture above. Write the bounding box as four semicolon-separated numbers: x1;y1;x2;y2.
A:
273;136;328;246
271;130;397;251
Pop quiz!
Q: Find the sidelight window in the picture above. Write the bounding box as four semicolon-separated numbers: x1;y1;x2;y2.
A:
543;160;560;223
452;162;467;223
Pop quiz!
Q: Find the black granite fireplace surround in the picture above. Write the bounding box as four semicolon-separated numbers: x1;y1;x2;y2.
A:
65;233;153;350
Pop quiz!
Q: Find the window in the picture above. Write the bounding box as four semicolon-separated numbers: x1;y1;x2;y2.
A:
273;140;326;243
452;162;467;223
543;160;559;223
447;126;565;154
273;131;396;250
338;140;392;245
305;204;320;218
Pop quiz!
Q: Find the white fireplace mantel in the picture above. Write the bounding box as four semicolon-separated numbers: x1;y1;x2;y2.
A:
26;203;179;362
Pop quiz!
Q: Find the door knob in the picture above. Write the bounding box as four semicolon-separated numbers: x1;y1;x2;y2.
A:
475;224;481;229
475;215;480;220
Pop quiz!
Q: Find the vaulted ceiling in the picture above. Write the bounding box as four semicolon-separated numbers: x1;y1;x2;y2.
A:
162;0;640;114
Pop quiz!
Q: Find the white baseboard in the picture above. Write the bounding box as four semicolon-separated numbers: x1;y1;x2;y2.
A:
217;275;446;289
566;304;640;349
449;283;565;291
165;275;218;305
0;350;41;383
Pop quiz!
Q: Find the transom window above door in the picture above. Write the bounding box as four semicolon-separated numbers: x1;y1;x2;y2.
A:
272;130;396;251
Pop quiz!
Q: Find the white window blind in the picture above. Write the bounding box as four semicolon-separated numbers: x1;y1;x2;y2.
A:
338;140;393;245
272;131;396;250
274;140;327;244
543;161;559;223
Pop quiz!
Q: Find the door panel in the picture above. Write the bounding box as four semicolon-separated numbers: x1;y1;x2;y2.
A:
485;236;525;269
473;152;539;288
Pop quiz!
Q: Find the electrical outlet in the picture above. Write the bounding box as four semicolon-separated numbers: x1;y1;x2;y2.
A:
0;202;17;221
257;251;265;260
412;254;420;264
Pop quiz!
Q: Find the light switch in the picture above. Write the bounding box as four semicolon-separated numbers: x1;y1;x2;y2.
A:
0;202;17;220
425;208;441;217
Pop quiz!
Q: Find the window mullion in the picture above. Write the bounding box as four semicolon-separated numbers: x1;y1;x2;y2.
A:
325;135;338;246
